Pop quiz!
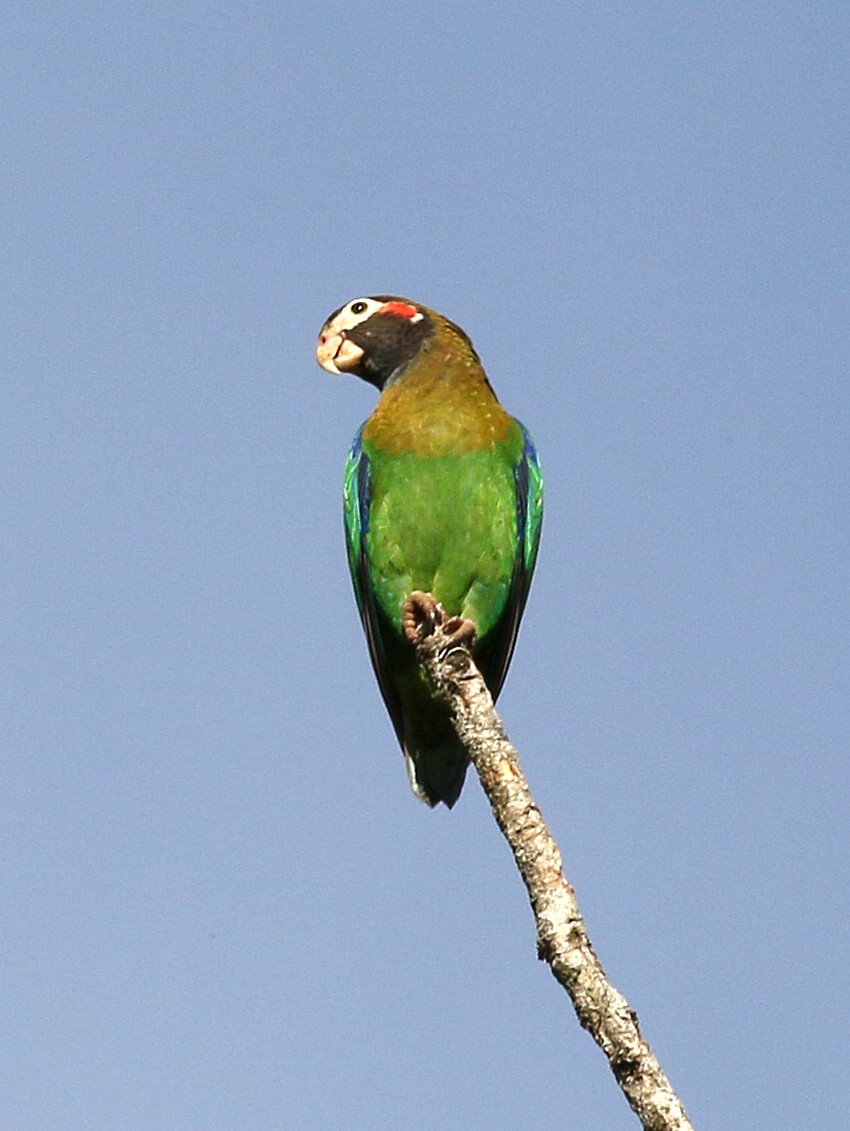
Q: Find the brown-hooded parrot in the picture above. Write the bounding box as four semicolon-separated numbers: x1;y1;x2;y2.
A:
317;296;542;807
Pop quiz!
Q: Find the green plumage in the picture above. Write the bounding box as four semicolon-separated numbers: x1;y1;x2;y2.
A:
327;299;542;807
362;445;520;638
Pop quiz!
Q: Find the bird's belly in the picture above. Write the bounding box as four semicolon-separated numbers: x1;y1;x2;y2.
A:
367;454;517;638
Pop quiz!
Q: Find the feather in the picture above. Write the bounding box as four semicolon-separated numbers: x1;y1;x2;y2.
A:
474;424;543;699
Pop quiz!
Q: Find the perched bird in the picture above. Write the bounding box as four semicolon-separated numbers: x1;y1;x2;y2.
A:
317;296;542;807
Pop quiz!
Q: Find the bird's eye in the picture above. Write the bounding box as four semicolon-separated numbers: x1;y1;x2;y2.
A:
350;301;368;315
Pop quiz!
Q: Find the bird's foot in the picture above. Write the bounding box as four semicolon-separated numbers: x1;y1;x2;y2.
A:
403;591;477;652
403;591;445;643
440;615;478;651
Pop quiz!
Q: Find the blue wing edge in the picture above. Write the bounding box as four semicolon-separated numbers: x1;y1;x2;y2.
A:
343;427;407;749
475;422;543;699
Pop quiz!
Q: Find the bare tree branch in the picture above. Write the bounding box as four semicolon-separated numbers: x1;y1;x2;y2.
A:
414;624;696;1131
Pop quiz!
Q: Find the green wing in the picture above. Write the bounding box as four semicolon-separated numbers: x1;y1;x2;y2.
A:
475;423;543;699
343;427;407;748
342;426;368;620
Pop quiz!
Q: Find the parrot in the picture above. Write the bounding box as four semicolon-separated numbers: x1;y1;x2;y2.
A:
316;296;542;808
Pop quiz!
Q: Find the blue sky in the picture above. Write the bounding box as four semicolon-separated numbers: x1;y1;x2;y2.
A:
2;3;848;1128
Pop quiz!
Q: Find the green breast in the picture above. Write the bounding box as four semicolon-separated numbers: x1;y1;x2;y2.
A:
365;431;522;639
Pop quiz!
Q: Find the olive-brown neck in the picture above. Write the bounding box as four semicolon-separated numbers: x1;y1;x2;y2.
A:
363;335;513;457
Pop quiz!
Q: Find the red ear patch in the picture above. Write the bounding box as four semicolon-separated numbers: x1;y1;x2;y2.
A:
378;301;422;322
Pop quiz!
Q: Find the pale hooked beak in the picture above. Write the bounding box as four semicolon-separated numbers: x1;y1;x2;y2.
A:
316;330;365;375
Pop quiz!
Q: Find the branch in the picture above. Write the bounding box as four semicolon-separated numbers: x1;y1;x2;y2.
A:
414;624;695;1131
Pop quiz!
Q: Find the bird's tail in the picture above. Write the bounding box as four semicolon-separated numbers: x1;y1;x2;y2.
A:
403;729;468;809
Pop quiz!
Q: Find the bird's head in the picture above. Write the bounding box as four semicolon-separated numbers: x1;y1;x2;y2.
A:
316;296;433;390
317;296;477;391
